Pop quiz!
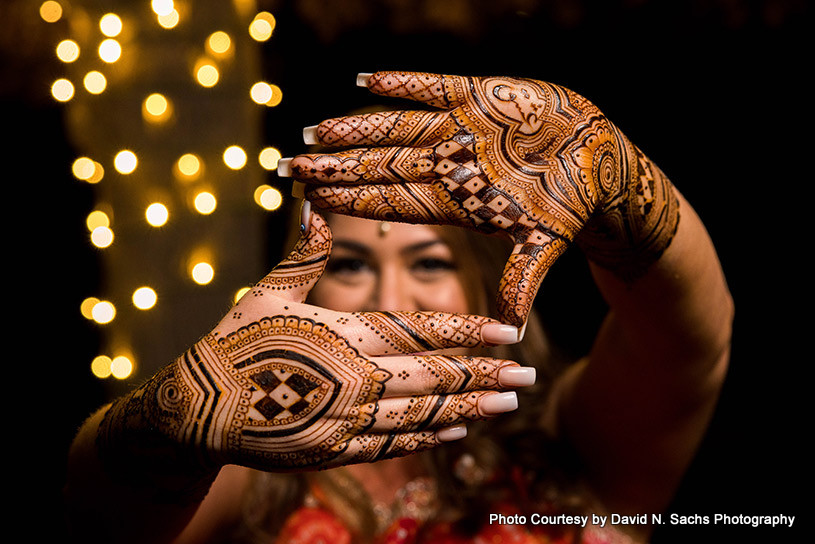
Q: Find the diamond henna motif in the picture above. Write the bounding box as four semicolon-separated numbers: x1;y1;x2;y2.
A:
250;368;321;422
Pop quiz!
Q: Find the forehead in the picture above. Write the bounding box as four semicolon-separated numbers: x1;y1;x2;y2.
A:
325;214;448;250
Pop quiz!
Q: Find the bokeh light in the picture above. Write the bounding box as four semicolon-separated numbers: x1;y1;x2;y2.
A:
114;150;137;174
223;145;247;169
100;13;123;37
132;287;158;310
145;202;169;227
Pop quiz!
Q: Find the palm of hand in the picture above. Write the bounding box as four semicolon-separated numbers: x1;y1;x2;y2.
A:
295;72;623;325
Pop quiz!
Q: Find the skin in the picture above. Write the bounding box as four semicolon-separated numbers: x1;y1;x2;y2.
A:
66;212;527;544
292;72;679;327
65;71;734;544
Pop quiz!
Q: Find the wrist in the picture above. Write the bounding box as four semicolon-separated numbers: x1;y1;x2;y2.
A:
577;125;680;280
96;361;220;504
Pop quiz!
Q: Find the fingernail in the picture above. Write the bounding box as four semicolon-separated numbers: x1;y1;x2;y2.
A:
436;425;467;442
517;321;528;342
303;125;318;145
356;72;373;87
278;157;292;177
498;366;536;387
479;392;518;415
291;181;306;199
299;200;312;236
481;323;520;345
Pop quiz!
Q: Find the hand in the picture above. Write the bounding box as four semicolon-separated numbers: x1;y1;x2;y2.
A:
283;71;679;326
97;212;531;489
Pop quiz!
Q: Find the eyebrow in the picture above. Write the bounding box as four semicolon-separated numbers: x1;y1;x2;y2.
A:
332;239;447;256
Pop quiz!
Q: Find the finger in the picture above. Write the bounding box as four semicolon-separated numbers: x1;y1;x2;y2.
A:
290;147;437;185
497;234;570;328
303;182;462;227
337;429;446;465
366;390;519;433
348;311;520;356
304;110;457;148
249;209;332;303
375;355;534;397
360;71;468;110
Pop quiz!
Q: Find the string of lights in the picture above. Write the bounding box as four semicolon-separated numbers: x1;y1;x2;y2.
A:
40;0;285;395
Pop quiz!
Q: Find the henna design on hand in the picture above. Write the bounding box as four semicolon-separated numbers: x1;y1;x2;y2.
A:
97;213;526;486
290;72;679;326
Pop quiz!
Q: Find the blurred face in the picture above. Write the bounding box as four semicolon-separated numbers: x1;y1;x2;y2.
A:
309;215;469;314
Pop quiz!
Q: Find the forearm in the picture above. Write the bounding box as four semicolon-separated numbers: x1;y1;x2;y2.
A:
578;126;733;365
65;375;219;544
562;144;733;516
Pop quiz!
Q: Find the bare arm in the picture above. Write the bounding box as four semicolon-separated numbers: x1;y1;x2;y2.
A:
561;188;733;516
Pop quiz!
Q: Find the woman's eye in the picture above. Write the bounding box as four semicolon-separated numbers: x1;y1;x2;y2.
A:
411;258;457;279
326;258;369;276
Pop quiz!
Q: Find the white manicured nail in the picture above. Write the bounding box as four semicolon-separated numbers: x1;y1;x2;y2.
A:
299;200;312;236
356;72;373;87
303;125;318;145
436;425;467;442
277;157;292;177
481;323;520;345
479;392;518;415
498;366;536;387
517;321;528;342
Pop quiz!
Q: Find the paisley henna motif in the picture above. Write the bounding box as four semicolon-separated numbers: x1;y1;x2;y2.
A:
290;72;679;326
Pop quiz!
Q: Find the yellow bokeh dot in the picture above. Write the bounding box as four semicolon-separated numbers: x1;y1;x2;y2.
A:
132;286;157;310
259;147;282;170
207;31;231;55
51;79;74;102
151;0;174;16
111;355;134;379
254;184;283;210
91;355;113;378
223;145;247;169
145;202;169;227
191;262;214;285
90;225;114;248
81;297;100;320
142;93;173;123
40;1;63;23
157;9;179;28
98;39;122;63
56;40;80;63
72;157;95;180
84;71;107;94
234;286;251;304
86;210;110;231
195;61;219;88
266;84;283;107
91;300;116;324
250;82;272;105
100;13;123;37
194;191;217;214
249;12;275;41
175;153;202;180
114;150;137;174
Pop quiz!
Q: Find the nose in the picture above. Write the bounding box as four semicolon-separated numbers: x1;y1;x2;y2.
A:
369;265;418;312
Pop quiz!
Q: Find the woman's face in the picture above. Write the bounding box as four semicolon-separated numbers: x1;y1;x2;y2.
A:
309;214;469;314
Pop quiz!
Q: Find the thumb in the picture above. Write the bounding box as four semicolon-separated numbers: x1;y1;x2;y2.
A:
258;202;332;303
496;236;568;328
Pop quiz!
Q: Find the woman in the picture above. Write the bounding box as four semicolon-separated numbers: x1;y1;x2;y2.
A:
65;72;733;544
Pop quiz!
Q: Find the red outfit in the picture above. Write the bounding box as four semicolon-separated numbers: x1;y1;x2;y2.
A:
274;504;631;544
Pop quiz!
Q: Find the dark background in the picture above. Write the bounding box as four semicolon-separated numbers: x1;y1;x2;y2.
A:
4;0;807;540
